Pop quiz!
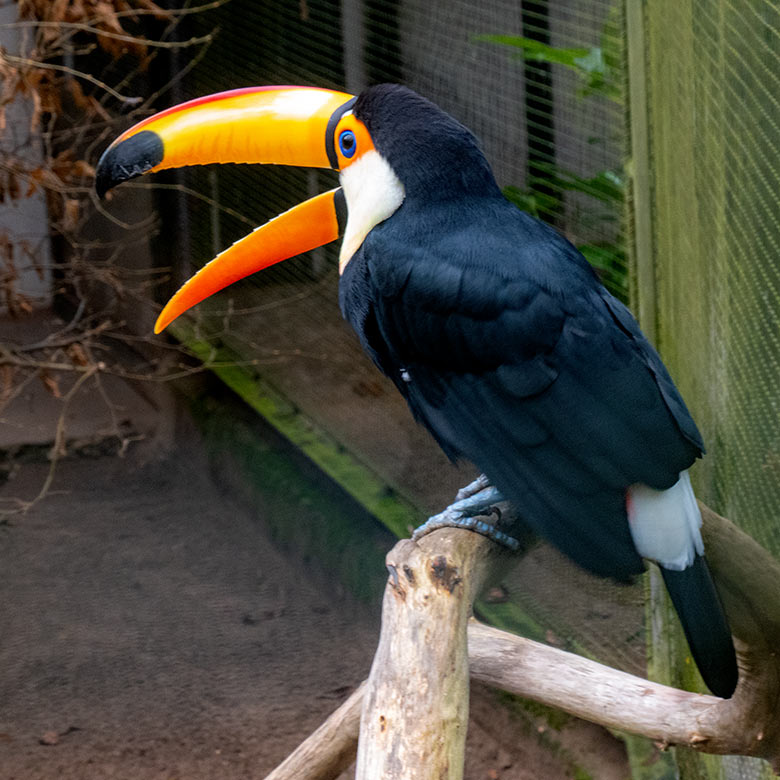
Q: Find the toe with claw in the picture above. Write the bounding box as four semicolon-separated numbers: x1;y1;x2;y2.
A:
412;478;521;551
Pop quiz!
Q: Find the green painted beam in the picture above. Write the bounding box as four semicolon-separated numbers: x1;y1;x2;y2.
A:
172;319;419;541
187;389;395;602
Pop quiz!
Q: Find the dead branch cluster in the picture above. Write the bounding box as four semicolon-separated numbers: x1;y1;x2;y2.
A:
1;0;218;260
0;1;227;514
2;0;154;305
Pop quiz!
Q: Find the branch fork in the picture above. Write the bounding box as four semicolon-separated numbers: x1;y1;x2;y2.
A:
265;504;780;779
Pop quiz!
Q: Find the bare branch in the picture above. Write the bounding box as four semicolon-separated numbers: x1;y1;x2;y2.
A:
264;507;780;779
139;30;215;109
0;0;228;519
1;53;140;103
8;325;110;353
4;20;214;49
96;0;232;21
355;531;511;779
263;682;365;780
468;622;765;760
0;364;99;519
119;181;258;228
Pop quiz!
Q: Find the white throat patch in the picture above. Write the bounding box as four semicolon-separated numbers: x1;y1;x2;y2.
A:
338;149;405;273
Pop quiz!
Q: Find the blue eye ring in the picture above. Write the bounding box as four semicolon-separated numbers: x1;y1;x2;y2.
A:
339;129;357;158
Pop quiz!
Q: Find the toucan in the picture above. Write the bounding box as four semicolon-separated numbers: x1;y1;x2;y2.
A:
95;83;738;698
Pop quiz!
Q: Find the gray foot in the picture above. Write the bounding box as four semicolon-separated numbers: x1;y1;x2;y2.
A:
455;473;492;501
412;481;521;551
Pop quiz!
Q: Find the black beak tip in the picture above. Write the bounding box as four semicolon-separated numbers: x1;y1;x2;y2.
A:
94;130;164;199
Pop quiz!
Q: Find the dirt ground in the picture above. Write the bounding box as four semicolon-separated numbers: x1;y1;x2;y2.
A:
0;364;629;779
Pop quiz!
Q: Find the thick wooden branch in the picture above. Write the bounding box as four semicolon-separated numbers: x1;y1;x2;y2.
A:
263;504;780;779
470;506;780;771
354;531;511;780
469;621;778;768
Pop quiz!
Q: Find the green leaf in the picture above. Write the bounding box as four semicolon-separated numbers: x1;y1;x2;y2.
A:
475;34;590;68
573;46;606;76
475;32;622;104
529;163;625;204
502;185;561;219
578;242;628;302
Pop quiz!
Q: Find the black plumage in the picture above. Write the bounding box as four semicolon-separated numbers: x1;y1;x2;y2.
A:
339;85;736;697
340;85;701;579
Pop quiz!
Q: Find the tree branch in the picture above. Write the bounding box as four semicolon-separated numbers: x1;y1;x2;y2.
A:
5;20;214;49
354;532;510;779
263;506;780;779
1;53;139;103
468;622;775;764
263;682;365;780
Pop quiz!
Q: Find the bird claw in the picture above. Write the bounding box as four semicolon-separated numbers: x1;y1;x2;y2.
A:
412;482;521;551
412;511;521;551
455;473;492;501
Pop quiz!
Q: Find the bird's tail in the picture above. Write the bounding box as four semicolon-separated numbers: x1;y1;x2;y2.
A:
660;556;738;698
627;471;737;698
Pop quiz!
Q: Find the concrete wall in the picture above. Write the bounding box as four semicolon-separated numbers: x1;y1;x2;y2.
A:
0;4;52;312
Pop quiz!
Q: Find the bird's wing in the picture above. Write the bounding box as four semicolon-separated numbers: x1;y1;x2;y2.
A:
363;221;701;579
597;291;704;452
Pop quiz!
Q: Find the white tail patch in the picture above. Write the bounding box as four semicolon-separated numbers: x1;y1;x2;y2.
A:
626;470;704;571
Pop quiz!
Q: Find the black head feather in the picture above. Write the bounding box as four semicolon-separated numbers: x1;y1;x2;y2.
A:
353;84;502;202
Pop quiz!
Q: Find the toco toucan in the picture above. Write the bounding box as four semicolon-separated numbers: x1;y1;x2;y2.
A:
95;83;738;698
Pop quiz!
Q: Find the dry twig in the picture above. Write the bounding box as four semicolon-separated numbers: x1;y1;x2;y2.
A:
0;1;222;513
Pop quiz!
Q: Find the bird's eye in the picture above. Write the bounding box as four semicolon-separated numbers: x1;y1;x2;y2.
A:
339;129;357;158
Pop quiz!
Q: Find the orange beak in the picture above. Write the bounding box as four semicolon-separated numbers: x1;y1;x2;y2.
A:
95;86;366;333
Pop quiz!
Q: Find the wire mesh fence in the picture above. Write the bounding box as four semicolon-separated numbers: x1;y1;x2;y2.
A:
127;1;778;777
153;0;645;674
630;1;780;777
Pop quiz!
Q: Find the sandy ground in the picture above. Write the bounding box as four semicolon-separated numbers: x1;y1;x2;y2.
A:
0;453;376;778
0;446;631;780
0;326;628;779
